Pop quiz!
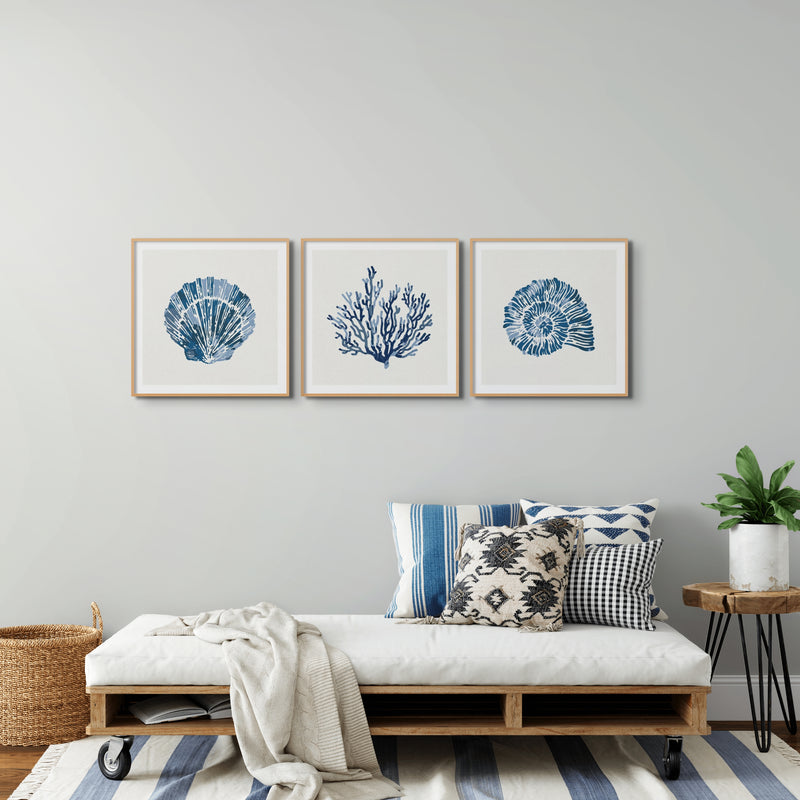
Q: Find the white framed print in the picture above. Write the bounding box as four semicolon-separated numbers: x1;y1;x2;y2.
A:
132;238;289;397
471;239;628;397
302;239;459;397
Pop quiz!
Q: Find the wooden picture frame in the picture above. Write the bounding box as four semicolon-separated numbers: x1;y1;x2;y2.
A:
301;239;459;397
131;238;290;397
471;239;628;397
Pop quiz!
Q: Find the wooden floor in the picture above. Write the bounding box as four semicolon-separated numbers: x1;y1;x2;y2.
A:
1;722;798;800
0;744;46;800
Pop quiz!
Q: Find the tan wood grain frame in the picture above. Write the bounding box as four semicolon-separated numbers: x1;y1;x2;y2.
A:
470;238;629;397
301;238;460;397
87;682;710;737
131;238;290;397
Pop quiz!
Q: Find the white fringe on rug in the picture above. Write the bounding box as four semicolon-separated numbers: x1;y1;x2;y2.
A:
8;743;69;800
771;735;800;768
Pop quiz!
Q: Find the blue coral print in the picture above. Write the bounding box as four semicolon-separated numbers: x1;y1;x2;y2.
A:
328;266;433;369
503;277;594;357
164;277;256;364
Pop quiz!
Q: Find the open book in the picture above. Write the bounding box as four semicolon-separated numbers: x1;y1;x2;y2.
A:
129;694;232;724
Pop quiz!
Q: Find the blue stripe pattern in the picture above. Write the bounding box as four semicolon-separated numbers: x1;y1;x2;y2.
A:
48;732;800;799
453;736;504;800
635;736;718;800
445;505;458;595
387;502;522;618
245;777;271;800
411;504;424;617
546;736;619;799
68;735;149;800
149;735;217;800
373;736;401;800
421;504;447;615
704;731;798;799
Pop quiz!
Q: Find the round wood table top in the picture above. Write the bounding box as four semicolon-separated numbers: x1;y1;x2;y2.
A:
683;582;800;615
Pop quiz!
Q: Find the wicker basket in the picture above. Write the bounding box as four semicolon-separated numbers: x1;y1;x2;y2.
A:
0;602;103;745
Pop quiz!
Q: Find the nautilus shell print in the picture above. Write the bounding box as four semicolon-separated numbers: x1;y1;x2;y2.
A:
503;277;594;357
164;277;256;364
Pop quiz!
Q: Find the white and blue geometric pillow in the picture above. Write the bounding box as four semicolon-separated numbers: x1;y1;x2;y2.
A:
521;498;659;544
386;502;522;619
520;498;667;620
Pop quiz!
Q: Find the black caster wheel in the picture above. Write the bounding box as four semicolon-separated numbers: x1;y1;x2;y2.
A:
98;736;133;780
663;735;683;780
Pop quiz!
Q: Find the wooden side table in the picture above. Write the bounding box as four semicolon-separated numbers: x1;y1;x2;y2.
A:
683;582;800;751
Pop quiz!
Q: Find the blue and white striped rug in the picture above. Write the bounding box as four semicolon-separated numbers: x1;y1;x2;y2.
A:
11;732;800;800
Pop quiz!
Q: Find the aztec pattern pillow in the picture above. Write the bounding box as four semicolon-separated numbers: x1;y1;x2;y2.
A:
520;497;667;620
440;518;583;630
386;502;522;618
563;539;664;631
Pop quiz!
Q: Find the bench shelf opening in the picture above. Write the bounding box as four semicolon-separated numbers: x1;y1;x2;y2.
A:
87;683;710;738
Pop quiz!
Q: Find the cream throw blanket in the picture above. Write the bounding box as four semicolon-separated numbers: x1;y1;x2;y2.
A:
149;603;401;800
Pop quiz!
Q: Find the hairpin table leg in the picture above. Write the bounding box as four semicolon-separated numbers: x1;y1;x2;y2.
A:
739;613;797;752
704;611;731;679
759;615;798;735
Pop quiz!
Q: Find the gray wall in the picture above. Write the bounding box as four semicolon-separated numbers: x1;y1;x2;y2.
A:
2;1;799;678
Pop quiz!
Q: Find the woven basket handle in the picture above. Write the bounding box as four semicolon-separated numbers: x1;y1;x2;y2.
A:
91;602;103;643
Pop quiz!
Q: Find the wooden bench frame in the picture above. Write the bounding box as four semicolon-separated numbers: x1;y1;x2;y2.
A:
87;683;711;738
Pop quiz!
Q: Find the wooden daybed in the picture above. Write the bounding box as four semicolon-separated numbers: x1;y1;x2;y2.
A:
85;613;711;781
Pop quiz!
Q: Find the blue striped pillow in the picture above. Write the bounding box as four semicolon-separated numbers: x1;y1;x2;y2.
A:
385;502;522;618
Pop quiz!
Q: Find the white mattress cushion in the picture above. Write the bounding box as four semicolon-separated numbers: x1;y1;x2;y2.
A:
86;614;711;687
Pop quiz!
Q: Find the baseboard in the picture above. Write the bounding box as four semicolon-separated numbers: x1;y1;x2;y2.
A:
708;674;800;721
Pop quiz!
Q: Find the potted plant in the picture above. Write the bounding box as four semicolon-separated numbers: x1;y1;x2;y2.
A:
702;445;800;591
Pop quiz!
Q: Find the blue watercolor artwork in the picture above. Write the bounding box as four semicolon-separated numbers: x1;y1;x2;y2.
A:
503;277;594;356
328;266;432;369
164;277;256;364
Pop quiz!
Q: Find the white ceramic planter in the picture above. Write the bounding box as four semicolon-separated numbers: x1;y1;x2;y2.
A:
729;523;789;591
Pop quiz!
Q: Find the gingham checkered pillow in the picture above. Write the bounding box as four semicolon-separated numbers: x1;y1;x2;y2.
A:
563;539;664;631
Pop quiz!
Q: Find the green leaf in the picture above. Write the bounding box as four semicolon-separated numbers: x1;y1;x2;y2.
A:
716;493;761;512
772;503;800;530
769;460;795;498
735;446;765;499
718;473;757;501
715;491;759;506
770;499;787;517
772;498;800;528
773;486;800;501
715;493;741;503
718;517;742;530
773;488;800;511
703;502;749;516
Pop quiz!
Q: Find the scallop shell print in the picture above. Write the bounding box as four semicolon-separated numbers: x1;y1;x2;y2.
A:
503;277;594;357
164;277;256;364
